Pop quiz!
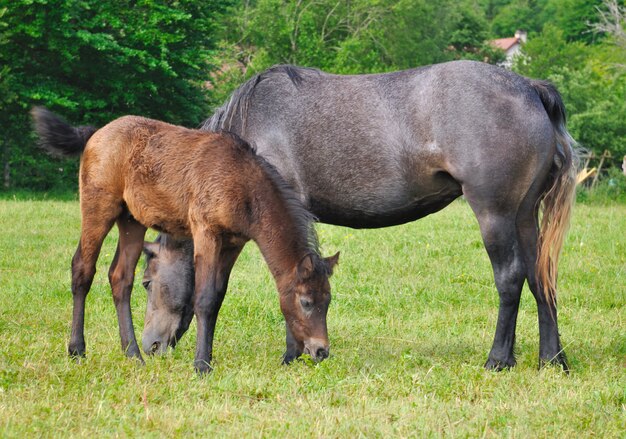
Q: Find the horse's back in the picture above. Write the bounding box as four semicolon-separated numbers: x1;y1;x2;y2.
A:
230;61;556;226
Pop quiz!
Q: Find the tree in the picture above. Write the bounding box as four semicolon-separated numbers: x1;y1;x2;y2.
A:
589;0;626;70
514;23;626;158
543;0;605;44
513;24;589;78
490;0;549;37
0;0;229;190
447;2;506;63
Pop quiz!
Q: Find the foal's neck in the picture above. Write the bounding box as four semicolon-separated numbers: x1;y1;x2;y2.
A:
250;185;312;285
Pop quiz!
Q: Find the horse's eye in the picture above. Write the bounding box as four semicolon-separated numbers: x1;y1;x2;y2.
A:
300;297;313;310
142;280;152;290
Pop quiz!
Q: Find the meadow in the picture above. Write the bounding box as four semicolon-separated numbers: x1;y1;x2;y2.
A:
0;197;624;436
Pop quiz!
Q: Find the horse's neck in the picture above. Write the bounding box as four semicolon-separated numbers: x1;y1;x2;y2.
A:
250;187;308;283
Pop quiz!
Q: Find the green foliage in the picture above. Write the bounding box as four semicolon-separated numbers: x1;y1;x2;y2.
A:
577;166;626;203
513;24;589;77
479;0;517;20
543;0;605;43
514;22;626;158
447;2;507;62
490;0;549;36
0;0;230;190
205;0;505;110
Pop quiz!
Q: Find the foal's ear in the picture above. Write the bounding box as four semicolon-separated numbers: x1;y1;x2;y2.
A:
325;251;340;275
142;241;160;259
297;254;315;280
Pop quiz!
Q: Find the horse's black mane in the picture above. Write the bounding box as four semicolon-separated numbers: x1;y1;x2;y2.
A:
200;67;321;257
201;65;321;133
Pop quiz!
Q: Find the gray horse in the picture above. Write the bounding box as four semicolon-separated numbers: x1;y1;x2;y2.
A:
141;60;577;370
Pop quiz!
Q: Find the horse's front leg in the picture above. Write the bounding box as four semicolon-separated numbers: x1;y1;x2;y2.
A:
191;232;224;374
108;214;147;361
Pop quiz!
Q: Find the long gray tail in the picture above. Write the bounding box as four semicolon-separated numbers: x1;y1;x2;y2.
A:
31;107;97;158
530;80;578;306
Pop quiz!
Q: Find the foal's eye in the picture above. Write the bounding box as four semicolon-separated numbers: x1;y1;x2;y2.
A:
142;280;152;290
300;297;313;310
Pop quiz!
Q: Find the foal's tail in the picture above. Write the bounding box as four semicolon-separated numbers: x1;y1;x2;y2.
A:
31;107;97;158
531;80;579;306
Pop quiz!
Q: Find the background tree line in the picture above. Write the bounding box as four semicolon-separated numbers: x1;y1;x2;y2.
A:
1;0;624;191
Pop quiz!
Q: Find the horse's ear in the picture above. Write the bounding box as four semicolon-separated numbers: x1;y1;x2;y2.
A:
143;241;160;259
297;254;315;280
325;251;340;275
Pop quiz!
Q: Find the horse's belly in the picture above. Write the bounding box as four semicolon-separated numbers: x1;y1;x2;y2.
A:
308;175;462;228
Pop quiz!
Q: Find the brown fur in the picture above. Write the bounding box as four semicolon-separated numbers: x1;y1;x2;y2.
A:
32;108;338;372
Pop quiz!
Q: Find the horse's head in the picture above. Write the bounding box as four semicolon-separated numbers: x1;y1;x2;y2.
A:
141;237;194;355
279;252;339;363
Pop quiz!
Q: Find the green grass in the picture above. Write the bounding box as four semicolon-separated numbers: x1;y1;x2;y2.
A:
0;199;624;437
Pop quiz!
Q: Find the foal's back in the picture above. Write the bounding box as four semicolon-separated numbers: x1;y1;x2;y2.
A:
82;116;262;238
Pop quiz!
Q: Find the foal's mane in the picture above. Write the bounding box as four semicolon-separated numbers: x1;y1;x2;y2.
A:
202;65;321;133
219;131;320;256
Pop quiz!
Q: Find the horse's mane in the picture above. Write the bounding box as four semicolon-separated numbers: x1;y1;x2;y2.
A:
218;131;320;257
202;65;321;133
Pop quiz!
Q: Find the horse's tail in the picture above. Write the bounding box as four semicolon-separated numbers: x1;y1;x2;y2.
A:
31;107;97;158
531;80;579;306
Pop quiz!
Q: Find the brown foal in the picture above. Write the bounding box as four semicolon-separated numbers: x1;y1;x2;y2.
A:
32;108;338;373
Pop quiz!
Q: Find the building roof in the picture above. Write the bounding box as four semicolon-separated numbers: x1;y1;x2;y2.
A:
491;37;520;51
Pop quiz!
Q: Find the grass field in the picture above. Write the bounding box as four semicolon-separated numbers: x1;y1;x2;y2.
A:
0;198;624;436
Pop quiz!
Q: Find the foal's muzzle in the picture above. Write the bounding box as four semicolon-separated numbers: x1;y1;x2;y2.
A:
304;339;330;362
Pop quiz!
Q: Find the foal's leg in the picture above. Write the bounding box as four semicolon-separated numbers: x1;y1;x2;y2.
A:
517;210;568;371
192;238;243;374
472;210;527;370
282;324;304;365
68;198;121;358
108;211;147;360
191;229;222;374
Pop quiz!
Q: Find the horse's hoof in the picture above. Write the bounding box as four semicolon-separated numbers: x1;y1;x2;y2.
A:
539;352;569;373
131;354;146;366
194;360;213;376
68;343;86;359
484;357;516;371
125;346;145;364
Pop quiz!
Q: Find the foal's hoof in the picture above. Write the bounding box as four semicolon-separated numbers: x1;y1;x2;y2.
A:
282;351;301;365
484;357;516;371
539;352;569;374
194;360;213;376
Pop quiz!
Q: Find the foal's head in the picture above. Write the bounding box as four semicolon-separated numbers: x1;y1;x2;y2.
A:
279;251;339;362
141;236;194;355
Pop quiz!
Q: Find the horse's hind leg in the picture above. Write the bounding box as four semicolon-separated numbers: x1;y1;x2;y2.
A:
517;209;568;371
471;209;527;370
69;196;121;358
108;210;147;360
